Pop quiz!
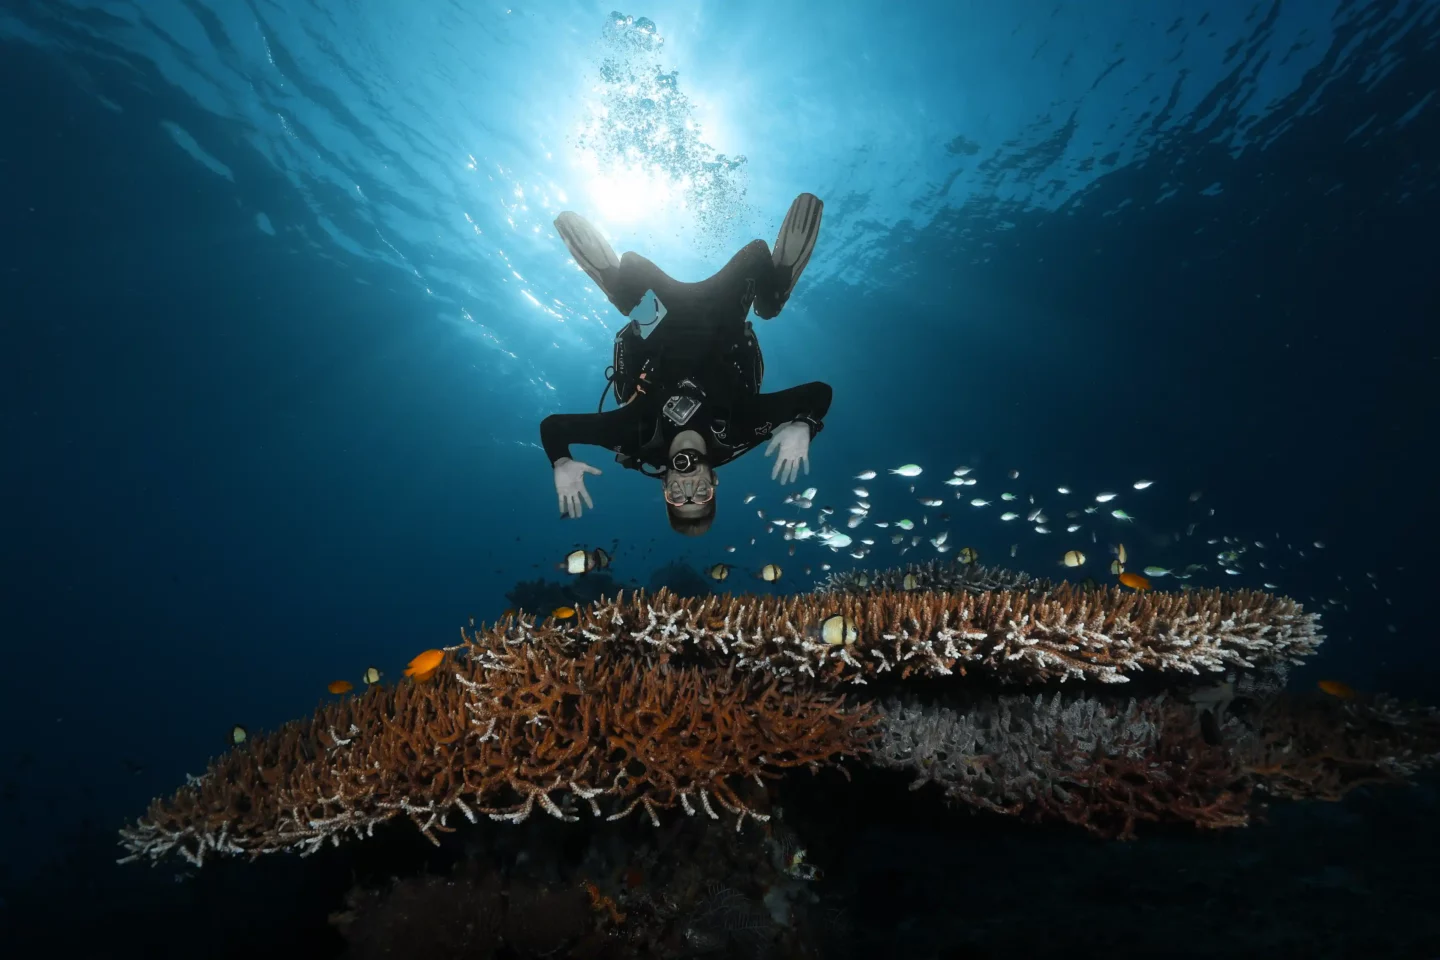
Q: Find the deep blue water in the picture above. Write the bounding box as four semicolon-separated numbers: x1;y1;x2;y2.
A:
1;0;1437;956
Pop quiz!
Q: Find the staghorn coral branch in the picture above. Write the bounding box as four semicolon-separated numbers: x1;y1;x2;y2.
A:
119;625;875;865
533;581;1321;686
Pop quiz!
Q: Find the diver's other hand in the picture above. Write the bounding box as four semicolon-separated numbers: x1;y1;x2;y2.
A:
764;421;811;486
553;457;601;518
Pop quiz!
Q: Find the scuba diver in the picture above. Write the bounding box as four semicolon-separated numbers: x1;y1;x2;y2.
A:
540;193;831;536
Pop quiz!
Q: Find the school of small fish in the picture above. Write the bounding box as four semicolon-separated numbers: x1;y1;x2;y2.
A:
713;459;1392;669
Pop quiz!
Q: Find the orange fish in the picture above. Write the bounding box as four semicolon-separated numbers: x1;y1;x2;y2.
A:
327;680;354;695
404;649;444;677
1118;571;1151;592
1317;679;1356;700
551;606;577;620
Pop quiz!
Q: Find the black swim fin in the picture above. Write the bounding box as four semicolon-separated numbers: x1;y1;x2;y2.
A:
771;192;823;299
554;211;621;296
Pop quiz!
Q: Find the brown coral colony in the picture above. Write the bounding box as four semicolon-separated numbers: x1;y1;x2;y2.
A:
118;564;1439;865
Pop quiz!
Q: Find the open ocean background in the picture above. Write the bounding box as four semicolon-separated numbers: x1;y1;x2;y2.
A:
1;0;1436;956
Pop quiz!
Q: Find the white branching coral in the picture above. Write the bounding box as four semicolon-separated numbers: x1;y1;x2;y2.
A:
558;582;1322;686
872;694;1166;811
870;693;1252;837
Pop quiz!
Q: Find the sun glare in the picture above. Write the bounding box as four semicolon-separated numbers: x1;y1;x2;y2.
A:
584;161;678;225
563;12;748;244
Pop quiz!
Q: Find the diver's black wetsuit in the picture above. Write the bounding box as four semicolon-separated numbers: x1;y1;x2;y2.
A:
540;239;832;472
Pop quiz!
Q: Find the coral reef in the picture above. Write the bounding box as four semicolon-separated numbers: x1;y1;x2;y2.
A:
680;881;779;957
1233;694;1440;800
872;693;1249;838
119;619;874;866
818;559;1051;596
321;795;845;959
118;569;1440;872
872;691;1440;839
541;581;1321;685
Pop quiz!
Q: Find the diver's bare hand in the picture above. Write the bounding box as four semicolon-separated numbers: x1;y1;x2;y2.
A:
553;457;601;517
